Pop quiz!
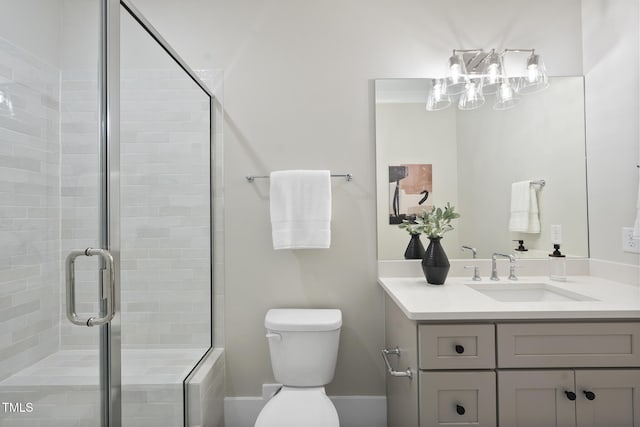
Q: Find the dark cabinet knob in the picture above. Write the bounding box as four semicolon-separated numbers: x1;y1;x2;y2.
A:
564;391;576;401
455;345;465;354
583;391;596;401
456;404;465;415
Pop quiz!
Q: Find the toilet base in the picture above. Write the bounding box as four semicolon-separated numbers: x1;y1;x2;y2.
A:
254;386;339;427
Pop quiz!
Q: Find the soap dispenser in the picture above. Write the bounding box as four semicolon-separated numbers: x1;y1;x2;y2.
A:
549;244;566;282
513;240;528;252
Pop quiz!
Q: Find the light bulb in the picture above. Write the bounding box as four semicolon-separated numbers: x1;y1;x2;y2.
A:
433;82;443;98
527;63;538;83
450;63;461;83
426;78;451;111
466;82;476;98
494;80;520;110
500;83;513;100
458;80;485;110
487;63;499;84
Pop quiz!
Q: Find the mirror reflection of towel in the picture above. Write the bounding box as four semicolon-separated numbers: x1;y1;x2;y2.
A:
509;181;540;234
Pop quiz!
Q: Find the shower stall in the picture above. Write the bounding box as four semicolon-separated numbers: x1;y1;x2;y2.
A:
0;1;221;426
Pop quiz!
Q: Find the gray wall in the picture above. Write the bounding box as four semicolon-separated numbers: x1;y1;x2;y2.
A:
130;0;596;398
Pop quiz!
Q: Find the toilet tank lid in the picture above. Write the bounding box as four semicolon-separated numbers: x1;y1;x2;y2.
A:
265;309;342;332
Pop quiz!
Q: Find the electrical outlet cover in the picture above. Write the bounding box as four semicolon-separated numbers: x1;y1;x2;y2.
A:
622;227;640;254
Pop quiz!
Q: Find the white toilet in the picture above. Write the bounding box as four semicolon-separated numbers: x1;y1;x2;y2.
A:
254;308;342;427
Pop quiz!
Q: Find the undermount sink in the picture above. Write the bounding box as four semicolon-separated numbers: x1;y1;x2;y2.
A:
466;282;596;303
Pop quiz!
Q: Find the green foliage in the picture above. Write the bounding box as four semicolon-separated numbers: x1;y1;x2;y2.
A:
399;203;461;239
398;220;423;235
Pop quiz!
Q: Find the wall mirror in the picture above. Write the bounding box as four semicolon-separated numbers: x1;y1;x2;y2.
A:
375;77;589;260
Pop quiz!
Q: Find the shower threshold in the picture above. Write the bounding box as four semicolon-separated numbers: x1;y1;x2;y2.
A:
0;348;208;426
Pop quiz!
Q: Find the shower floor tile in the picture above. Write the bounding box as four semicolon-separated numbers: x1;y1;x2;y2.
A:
0;348;207;386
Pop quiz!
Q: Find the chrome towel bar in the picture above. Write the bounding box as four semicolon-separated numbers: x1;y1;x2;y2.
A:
246;173;353;182
381;347;413;379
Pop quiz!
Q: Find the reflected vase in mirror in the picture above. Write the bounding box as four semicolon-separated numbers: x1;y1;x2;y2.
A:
422;237;450;285
404;234;425;259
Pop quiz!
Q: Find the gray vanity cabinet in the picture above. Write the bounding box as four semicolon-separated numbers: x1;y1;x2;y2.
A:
499;370;640;427
384;295;419;427
383;295;640;427
419;371;496;427
574;370;640;426
497;322;640;426
498;370;577;426
384;296;497;427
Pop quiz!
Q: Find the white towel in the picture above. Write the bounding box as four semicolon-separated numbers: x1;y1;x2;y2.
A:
270;170;332;249
509;180;541;234
634;173;640;238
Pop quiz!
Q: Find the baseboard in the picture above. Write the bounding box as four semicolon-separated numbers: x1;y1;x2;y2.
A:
223;395;386;427
223;397;263;427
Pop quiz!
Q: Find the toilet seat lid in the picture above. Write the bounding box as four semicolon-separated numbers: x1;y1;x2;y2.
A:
254;387;339;427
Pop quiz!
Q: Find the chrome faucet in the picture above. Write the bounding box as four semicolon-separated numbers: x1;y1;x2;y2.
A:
462;246;480;281
491;253;518;281
464;265;481;281
461;245;477;259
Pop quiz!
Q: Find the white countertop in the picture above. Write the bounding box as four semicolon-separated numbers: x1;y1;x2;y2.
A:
378;275;640;321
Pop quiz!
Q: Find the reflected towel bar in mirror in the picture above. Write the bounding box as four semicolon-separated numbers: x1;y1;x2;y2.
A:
246;173;353;182
531;179;545;187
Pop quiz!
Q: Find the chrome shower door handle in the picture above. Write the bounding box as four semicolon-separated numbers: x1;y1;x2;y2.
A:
65;248;116;327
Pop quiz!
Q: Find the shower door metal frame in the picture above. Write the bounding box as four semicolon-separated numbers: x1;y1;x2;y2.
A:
101;0;121;426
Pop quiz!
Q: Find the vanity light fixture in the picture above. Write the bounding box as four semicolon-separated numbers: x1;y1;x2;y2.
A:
446;53;468;95
482;49;503;95
425;78;451;111
427;48;549;111
514;51;549;94
458;79;485;110
494;80;520;110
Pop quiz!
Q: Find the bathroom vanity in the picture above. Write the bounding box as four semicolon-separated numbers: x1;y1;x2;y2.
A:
379;273;640;427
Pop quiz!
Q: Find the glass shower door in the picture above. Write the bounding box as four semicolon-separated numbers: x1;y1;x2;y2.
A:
0;1;212;425
119;3;213;425
0;0;119;426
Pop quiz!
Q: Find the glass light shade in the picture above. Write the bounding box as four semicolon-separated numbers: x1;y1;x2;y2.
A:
516;54;549;94
458;80;485;110
446;53;467;95
493;79;520;110
482;51;503;95
426;78;451;111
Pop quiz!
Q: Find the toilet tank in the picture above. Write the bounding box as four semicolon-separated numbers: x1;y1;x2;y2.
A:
265;309;342;387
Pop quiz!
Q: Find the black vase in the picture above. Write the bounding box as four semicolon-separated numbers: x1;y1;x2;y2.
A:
421;237;450;285
404;234;425;260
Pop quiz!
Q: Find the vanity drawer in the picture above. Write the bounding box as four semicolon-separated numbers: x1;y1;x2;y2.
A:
497;322;640;368
418;324;495;369
419;371;497;427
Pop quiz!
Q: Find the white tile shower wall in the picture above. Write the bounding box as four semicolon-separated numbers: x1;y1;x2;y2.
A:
60;68;214;350
59;69;100;349
0;37;61;381
120;68;211;349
